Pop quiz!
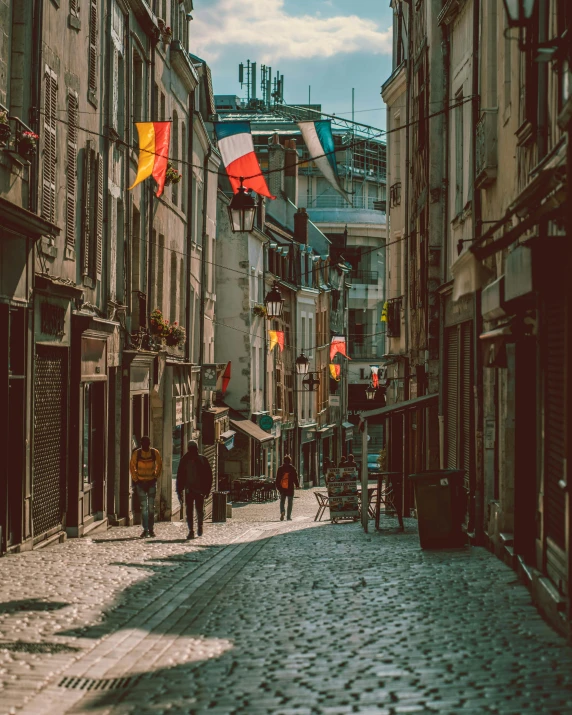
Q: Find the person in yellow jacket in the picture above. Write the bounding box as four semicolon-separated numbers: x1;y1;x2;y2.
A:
130;435;162;538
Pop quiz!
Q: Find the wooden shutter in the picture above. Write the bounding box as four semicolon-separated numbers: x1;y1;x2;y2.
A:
446;327;459;469
95;152;103;279
460;322;473;490
82;140;94;277
89;0;98;96
70;0;79;16
544;298;566;549
66;92;78;246
42;70;57;223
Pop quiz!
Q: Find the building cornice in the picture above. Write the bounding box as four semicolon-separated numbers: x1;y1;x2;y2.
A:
381;63;406;105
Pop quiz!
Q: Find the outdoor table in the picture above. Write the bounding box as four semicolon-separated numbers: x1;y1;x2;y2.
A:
373;472;404;531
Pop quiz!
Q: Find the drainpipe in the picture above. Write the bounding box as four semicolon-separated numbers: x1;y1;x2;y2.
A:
472;0;484;541
403;0;412;360
196;143;212;427
439;25;451;470
185;91;195;363
146;45;156;326
263;239;268;411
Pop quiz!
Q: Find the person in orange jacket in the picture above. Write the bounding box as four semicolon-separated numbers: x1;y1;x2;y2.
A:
130;435;162;538
275;455;300;521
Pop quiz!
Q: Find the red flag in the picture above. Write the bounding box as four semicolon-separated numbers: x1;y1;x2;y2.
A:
330;336;350;361
222;361;231;396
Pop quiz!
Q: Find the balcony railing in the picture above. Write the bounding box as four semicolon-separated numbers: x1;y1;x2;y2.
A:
350;270;379;285
306;195;386;211
389;181;402;208
0;105;38;164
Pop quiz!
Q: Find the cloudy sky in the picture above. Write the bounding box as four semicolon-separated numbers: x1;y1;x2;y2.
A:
192;0;394;130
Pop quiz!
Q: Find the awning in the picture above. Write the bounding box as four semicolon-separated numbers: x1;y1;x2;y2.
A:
360;393;438;424
317;425;335;439
451;249;493;301
230;418;274;444
342;421;354;430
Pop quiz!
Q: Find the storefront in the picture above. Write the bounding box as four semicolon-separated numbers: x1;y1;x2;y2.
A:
317;425;335;483
121;350;155;524
32;287;73;545
227;417;274;482
299;424;317;486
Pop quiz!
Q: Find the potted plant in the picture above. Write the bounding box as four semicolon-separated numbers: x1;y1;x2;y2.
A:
0;111;11;147
18;130;39;157
162;25;172;43
252;303;267;318
164;162;182;186
149;308;170;339
166;322;185;348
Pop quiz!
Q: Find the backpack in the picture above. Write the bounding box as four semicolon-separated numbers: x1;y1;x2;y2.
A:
280;471;290;490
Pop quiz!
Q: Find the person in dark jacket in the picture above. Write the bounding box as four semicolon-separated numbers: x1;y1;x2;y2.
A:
346;454;360;472
176;440;213;539
275;455;300;521
338;455;348;468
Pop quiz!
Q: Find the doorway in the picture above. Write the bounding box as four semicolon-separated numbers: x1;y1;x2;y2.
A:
81;381;106;520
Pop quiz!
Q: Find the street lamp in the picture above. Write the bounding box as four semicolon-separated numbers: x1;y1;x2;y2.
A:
365;385;377;401
295;352;309;375
227;179;256;233
501;0;535;28
264;282;284;319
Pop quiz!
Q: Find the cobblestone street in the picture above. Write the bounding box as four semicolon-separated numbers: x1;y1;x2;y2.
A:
1;490;572;715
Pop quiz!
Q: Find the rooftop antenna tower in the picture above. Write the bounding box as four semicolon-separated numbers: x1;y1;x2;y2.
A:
239;60;253;103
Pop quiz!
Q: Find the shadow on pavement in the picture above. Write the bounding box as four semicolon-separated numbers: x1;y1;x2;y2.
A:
0;598;69;615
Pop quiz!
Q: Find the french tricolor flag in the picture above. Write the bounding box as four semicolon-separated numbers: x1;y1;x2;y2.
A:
215;121;275;199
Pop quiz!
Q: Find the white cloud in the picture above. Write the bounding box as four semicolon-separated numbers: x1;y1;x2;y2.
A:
193;0;392;63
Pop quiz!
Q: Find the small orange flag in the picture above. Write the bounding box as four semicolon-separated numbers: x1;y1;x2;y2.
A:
269;330;284;352
329;364;341;381
129;122;171;197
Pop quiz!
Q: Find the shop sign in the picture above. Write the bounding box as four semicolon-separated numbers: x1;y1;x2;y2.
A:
329;395;340;407
271;420;282;439
202;364;217;389
325;467;360;520
301;426;316;444
35;296;71;346
131;366;150;392
259;414;274;432
344;428;354;442
175;397;184;426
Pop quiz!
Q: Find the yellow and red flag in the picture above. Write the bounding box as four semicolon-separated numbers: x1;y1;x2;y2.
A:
329;364;341;381
130;122;171;197
269;330;284;352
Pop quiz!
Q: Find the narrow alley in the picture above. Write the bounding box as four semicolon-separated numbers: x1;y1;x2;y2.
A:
2;491;572;715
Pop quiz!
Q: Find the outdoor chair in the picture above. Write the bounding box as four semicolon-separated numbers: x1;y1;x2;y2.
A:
314;491;330;522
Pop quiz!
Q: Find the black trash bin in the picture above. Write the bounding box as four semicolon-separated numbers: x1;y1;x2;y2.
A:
408;470;466;548
212;491;227;523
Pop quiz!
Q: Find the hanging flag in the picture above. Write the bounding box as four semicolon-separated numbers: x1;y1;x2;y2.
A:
370;365;379;388
381;301;389;322
329;364;341;381
268;330;285;352
221;361;231;396
330;336;350;361
214;121;275;199
297;121;352;203
129;122;171;197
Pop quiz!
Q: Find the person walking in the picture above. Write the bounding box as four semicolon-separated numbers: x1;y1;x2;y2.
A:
130;435;162;538
275;455;300;521
176;440;213;539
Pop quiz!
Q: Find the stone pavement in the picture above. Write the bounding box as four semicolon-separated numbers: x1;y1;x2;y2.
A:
2;489;572;715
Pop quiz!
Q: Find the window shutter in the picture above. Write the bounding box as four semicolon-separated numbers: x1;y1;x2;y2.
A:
42;70;57;223
66;92;78;246
82;140;94;276
111;49;119;132
95;152;104;279
89;0;98;96
70;0;79;16
445;327;459;469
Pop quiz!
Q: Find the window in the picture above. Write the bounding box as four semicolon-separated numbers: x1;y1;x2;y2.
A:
157;233;165;312
133;52;143;124
181;122;186;213
66;91;79;246
172;110;179;205
70;0;80;22
170;252;177;322
454;89;464;216
160;92;166;121
88;0;98;105
503;14;512;115
42;68;57;223
81;140;104;282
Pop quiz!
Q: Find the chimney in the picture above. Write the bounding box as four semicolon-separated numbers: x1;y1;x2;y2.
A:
284;138;298;205
294;207;308;245
268;133;285;198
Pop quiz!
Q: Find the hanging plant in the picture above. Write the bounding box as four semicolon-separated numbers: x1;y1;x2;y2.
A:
0;111;10;147
164;162;182;186
166;322;186;348
18;130;39;157
252;303;267;318
162;26;172;43
149;307;170;337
